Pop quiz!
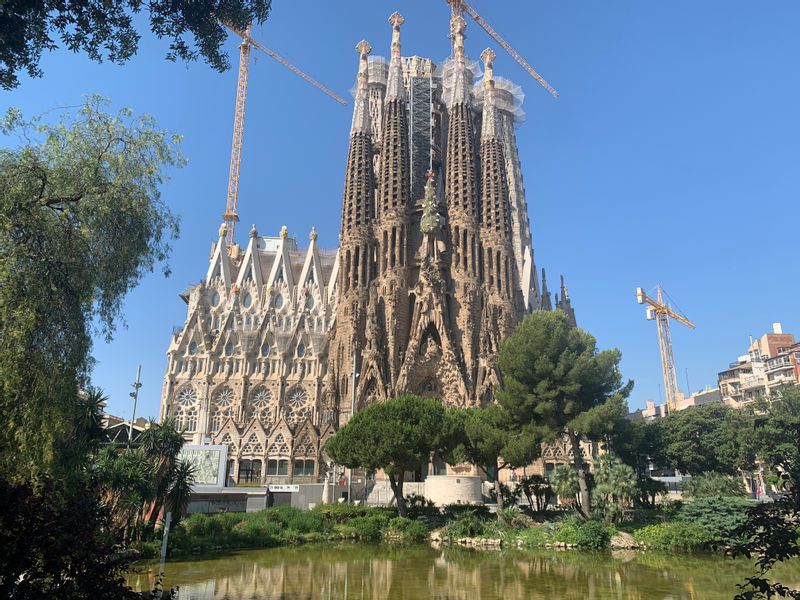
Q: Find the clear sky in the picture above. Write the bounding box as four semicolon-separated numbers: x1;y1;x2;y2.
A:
4;1;799;420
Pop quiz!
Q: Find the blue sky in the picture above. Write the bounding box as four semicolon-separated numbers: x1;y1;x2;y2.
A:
4;1;799;419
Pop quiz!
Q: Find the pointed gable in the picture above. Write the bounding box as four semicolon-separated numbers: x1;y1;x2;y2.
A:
235;226;265;290
266;229;296;290
206;225;233;287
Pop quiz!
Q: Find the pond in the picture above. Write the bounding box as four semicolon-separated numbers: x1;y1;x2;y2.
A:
129;543;799;600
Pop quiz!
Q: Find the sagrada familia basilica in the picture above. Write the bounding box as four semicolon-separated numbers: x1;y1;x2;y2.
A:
159;13;576;486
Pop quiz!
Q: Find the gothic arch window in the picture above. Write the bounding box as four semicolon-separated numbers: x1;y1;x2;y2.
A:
296;343;306;358
241;433;264;455
188;341;198;355
285;387;311;426
211;291;220;306
305;294;314;309
220;432;236;453
224;342;234;356
295;434;316;456
249;387;274;423
274;293;284;309
268;433;291;456
210;387;235;432
242;293;252;308
260;342;270;357
173;387;198;432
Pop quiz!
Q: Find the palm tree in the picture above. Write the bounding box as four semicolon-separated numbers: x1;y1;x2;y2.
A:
140;418;184;528
165;459;196;527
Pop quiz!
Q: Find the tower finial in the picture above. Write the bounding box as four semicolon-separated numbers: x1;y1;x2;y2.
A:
310;226;318;241
279;225;288;239
351;40;372;135
480;47;498;141
451;15;467;62
385;12;406;102
218;222;228;239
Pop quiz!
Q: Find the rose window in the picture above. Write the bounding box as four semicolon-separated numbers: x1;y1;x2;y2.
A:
174;387;199;432
176;387;197;406
285;388;310;425
213;387;235;406
249;388;273;422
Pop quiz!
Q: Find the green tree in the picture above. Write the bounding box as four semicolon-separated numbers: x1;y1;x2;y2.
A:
550;464;580;508
682;472;746;498
0;97;181;485
140;418;186;528
657;403;755;476
518;474;552;512
498;310;631;515
592;454;638;522
0;0;273;89
165;458;196;528
443;404;541;508
325;395;449;517
733;386;800;599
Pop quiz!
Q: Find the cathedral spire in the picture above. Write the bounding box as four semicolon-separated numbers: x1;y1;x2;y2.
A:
540;268;552;310
385;12;406;102
480;48;498;141
448;16;471;107
351;40;372;136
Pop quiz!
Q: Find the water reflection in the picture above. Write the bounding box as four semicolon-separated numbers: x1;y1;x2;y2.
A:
128;543;799;600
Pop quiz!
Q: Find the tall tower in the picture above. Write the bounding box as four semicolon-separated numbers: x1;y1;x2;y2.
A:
444;15;481;398
326;40;377;421
475;48;521;403
374;13;412;391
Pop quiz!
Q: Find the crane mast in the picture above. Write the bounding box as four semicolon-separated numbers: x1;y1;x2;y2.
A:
636;285;696;413
219;23;347;246
447;0;559;98
223;30;251;244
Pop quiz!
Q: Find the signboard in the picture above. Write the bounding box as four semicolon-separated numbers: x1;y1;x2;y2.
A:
179;444;228;488
268;484;299;493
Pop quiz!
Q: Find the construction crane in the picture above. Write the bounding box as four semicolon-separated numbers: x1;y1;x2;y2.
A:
220;23;347;244
447;0;559;98
636;285;696;413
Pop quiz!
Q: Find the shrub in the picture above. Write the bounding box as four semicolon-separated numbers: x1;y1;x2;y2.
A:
311;503;373;523
497;506;531;529
682;473;746;498
444;509;490;539
388;517;429;542
516;526;552;548
442;504;490;522
348;513;391;541
675;496;750;543
554;517;614;549
634;522;716;552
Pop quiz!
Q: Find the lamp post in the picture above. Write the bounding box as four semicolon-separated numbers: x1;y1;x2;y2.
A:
128;365;142;449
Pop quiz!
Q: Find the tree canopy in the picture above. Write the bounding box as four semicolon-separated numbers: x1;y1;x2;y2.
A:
0;0;272;89
498;310;631;514
0;97;181;484
654;403;755;476
324;395;449;517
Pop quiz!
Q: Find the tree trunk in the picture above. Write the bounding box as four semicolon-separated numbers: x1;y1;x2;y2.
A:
569;431;591;517
388;472;407;517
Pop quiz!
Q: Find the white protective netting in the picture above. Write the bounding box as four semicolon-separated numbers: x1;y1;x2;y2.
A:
349;56;389;98
472;75;526;123
437;56;482;107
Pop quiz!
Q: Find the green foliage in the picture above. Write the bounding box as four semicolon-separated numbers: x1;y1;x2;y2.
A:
0;0;273;89
675;496;750;544
443;509;492;539
518;474;552;512
655;403;755;476
516;526;552;548
0;99;181;485
324;395;449;516
683;472;746;498
497;506;532;529
732;388;800;599
387;517;429;542
0;478;141;599
553;517;614;549
550;464;580;506
592;455;638;523
498;311;632;515
310;502;374;523
488;482;522;508
635;476;668;508
633;522;716;552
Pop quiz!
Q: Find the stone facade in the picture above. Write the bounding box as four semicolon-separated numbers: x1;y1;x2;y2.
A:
160;12;577;487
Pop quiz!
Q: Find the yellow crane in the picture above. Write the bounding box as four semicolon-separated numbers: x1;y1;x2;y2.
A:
220;23;347;245
447;0;559;98
636;285;696;413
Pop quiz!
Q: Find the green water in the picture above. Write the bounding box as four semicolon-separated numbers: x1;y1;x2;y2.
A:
129;543;799;600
